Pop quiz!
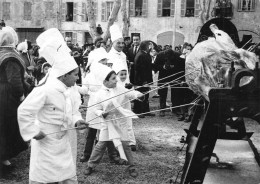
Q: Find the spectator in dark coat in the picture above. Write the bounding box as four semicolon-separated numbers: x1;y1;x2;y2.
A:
128;34;140;83
133;40;155;117
0;29;28;177
153;49;185;117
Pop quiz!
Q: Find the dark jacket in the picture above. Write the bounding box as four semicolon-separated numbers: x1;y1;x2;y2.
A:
153;50;185;83
0;48;28;160
128;45;140;83
134;50;153;86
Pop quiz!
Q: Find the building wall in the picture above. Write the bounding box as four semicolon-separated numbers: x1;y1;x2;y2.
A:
1;0;260;46
0;0;60;42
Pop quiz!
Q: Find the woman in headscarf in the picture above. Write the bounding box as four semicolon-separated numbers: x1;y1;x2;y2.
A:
0;27;28;177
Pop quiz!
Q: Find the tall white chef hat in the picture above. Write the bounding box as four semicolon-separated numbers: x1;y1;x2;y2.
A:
112;59;127;74
91;62;114;83
36;28;78;78
92;47;109;64
110;24;123;42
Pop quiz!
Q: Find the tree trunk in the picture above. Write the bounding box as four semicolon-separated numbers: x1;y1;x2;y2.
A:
103;0;122;42
121;0;130;37
86;0;98;40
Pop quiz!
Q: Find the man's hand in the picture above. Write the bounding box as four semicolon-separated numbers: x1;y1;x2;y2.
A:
33;131;46;140
75;120;88;130
102;112;109;119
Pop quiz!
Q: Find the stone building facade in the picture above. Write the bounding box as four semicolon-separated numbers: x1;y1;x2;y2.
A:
0;0;259;47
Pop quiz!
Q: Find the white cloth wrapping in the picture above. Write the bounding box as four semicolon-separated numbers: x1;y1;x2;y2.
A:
108;47;129;83
18;78;82;183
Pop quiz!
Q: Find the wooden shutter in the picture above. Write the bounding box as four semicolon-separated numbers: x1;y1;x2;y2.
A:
73;2;78;22
251;0;256;11
94;1;98;19
157;0;162;17
28;2;32;20
61;3;66;21
129;0;135;17
194;0;200;17
101;2;106;22
170;0;175;17
24;2;28;20
142;0;148;17
72;32;77;44
82;2;86;22
181;0;186;17
3;2;11;20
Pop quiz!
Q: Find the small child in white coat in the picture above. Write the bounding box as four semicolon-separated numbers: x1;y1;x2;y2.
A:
85;63;143;177
113;63;137;151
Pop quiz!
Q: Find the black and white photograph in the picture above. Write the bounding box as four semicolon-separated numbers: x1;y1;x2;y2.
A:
0;0;260;183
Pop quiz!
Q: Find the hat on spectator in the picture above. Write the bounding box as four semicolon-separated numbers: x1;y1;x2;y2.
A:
2;26;18;47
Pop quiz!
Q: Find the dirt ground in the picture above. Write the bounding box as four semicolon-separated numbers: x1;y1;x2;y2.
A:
1;96;260;184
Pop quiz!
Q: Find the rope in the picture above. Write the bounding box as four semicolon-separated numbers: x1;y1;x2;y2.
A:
46;102;195;136
79;71;185;109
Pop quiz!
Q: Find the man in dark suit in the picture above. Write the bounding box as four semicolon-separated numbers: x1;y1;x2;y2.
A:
133;40;155;118
153;49;185;117
128;34;140;84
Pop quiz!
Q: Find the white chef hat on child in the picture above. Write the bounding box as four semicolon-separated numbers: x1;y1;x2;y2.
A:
92;47;108;64
112;60;127;74
110;24;123;42
36;28;78;78
91;62;114;83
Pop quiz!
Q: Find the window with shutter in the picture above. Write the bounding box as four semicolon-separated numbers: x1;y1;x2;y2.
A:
186;0;195;17
106;2;114;21
162;0;171;17
2;2;11;20
73;2;78;22
142;0;148;17
82;2;86;22
66;2;73;21
101;2;106;22
24;2;32;20
181;0;186;17
157;0;162;17
194;0;200;17
135;0;143;16
45;1;54;20
238;0;255;11
72;32;77;44
129;0;135;17
170;0;175;17
94;2;98;19
61;3;66;21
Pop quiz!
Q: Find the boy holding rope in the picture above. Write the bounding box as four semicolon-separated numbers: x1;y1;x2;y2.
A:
17;28;88;184
85;63;144;177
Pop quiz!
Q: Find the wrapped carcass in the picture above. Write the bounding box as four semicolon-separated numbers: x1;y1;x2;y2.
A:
185;24;257;101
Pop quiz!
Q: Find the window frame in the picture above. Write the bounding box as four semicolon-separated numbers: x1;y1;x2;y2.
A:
238;0;256;12
2;2;11;20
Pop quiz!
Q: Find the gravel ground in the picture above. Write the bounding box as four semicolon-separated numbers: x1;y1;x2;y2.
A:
1;96;259;184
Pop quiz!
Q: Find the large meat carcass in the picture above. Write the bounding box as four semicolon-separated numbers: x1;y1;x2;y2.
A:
185;24;258;101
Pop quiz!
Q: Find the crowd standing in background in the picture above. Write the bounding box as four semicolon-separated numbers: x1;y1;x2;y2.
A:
0;21;197;182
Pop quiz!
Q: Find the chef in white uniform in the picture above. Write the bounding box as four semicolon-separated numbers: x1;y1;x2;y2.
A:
18;28;87;184
107;24;130;83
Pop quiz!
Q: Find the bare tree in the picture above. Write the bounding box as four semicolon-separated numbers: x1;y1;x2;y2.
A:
86;0;99;40
121;0;130;37
103;0;122;42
